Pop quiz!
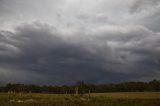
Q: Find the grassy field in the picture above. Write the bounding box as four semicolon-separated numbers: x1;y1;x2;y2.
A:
0;92;160;106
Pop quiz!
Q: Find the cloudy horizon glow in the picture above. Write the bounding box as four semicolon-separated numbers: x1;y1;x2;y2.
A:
0;0;160;85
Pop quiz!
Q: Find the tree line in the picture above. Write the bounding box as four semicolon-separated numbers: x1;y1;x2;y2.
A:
0;80;160;94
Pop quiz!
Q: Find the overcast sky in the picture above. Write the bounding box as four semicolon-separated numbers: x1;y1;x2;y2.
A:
0;0;160;85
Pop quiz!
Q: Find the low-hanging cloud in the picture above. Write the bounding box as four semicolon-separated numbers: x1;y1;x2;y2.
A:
0;21;160;85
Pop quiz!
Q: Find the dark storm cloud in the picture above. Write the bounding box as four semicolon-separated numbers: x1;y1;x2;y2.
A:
0;21;160;85
0;22;118;84
0;0;160;85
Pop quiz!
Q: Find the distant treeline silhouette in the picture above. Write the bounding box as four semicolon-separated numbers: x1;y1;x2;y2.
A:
0;80;160;94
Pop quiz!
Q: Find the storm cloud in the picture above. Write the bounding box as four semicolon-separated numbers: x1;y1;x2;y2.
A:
0;0;160;85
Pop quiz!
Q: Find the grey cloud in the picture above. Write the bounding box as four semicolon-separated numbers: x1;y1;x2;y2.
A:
130;0;160;13
138;10;160;32
129;0;160;32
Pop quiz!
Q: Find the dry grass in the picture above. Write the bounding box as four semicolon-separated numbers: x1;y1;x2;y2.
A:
0;92;160;106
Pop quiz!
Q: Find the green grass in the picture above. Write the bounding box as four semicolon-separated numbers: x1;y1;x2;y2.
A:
0;92;160;106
